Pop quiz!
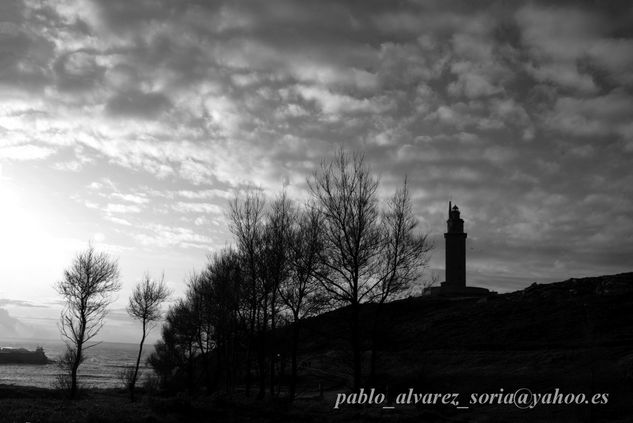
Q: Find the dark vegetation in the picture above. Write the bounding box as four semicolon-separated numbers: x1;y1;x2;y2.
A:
2;273;633;421
145;150;432;398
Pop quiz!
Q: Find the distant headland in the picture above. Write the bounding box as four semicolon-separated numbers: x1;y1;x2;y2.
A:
0;346;51;365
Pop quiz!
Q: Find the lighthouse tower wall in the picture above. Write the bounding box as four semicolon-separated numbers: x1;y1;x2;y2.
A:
444;202;467;288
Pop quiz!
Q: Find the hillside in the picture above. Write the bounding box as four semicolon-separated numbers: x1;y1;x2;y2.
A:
288;272;633;421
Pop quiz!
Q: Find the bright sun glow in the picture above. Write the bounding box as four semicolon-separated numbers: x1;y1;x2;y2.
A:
0;177;78;301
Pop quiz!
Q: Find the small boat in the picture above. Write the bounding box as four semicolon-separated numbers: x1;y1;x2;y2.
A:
0;346;51;364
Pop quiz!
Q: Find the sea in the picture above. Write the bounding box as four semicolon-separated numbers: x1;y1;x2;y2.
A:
0;339;152;389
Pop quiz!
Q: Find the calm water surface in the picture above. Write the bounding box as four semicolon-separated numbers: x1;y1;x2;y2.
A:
0;339;151;389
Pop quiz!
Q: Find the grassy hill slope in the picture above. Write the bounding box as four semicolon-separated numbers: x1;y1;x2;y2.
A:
289;272;633;421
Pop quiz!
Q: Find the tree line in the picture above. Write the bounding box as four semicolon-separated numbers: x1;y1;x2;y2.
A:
54;150;431;400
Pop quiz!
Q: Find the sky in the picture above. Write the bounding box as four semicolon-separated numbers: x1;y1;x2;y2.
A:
1;0;632;343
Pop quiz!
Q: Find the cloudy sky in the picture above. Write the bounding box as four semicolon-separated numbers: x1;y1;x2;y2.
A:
1;0;632;342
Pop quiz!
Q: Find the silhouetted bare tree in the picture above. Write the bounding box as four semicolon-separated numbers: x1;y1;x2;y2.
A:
308;150;382;390
147;249;247;394
187;269;220;391
145;152;431;396
375;178;432;302
281;204;329;399
228;188;266;397
369;178;432;380
308;150;432;390
203;249;244;393
56;245;121;399
127;272;170;400
260;191;295;396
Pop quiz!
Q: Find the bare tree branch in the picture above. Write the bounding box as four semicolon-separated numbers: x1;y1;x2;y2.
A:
307;150;432;389
55;244;121;399
126;272;170;400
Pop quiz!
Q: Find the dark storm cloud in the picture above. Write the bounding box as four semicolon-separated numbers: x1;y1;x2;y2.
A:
54;49;107;92
105;90;172;119
3;0;633;286
0;1;55;92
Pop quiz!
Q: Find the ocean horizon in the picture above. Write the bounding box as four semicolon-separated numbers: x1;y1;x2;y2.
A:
0;338;152;389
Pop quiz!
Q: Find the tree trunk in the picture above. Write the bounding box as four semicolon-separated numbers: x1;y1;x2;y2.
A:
205;334;213;392
69;319;86;400
257;331;267;399
228;322;236;392
257;296;268;399
185;342;195;394
368;304;384;384
245;304;255;396
351;301;361;391
269;288;277;397
130;322;147;401
217;334;227;393
289;315;300;400
70;341;83;399
369;341;378;385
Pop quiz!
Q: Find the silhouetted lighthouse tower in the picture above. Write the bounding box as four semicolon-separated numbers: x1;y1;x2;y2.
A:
424;202;492;296
444;201;467;288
